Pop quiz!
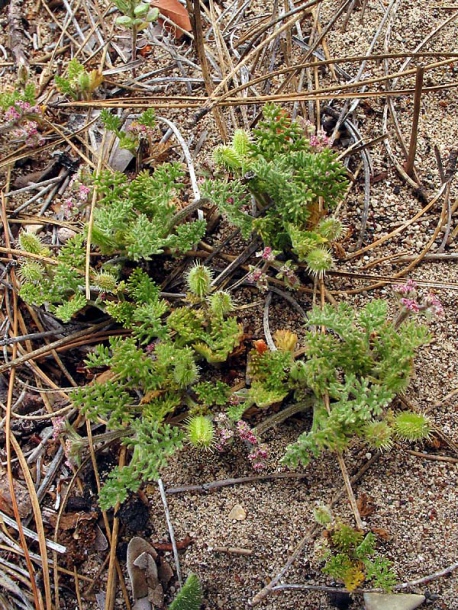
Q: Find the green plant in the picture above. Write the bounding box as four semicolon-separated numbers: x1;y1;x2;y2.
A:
168;573;203;610
282;298;432;469
91;166;206;261
17;232;91;322
112;0;159;61
0;83;36;112
227;331;297;420
166;265;243;364
17;164;206;320
319;521;397;592
100;108;156;154
55;58;103;101
68;266;241;508
0;84;44;147
204;104;348;276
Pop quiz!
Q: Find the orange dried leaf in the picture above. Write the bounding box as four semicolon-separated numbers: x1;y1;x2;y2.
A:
151;0;192;39
371;527;391;541
253;339;268;355
356;492;376;517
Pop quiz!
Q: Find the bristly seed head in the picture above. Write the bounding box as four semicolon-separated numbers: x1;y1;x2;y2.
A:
186;263;213;298
186;415;214;449
305;247;333;277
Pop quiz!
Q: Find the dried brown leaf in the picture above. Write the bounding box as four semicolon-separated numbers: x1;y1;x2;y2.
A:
151;0;192;39
356;492;376;517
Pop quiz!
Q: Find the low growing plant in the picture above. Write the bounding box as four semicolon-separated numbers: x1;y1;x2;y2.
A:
100;107;157;154
112;0;159;61
0;84;44;147
55;58;103;101
203;104;349;276
66;265;241;509
225;284;437;467
314;516;397;592
17;164;206;320
281;291;436;468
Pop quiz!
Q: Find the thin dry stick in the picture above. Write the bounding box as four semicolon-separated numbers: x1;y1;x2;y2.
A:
60;50;458;106
205;45;454;109
51;437;131;610
187;0;228;140
74;566;83;610
0;512;66;554
263;291;276;351
85;126;108;300
437;180;453;251
9;434;53;609
384;7;458;184
346;182;446;260
405;65;425;177
405;450;458;464
158;478;182;587
203;0;344;110
26;306;78;388
0;320;110;375
59;73;458;110
394;561;458;589
165;472;309;494
105;446;127;610
206;0;242;128
1;204;45;610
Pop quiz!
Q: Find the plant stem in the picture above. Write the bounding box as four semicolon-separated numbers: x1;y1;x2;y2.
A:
336;450;363;530
131;24;138;64
253;398;314;437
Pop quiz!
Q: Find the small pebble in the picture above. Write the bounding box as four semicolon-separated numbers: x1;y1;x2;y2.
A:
364;593;426;610
228;504;246;521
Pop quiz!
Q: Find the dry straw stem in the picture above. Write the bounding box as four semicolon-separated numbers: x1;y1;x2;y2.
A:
105;445;128;610
158;478;183;587
0;320;110;375
165;472;309;495
60;52;458;111
405;65;425;177
85;123;108;299
346;182;447;261
186;0;228;140
1;195;46;610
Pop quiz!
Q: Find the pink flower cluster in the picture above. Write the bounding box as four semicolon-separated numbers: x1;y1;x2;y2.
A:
309;129;330;150
3;101;44;148
237;421;269;471
256;246;276;262
400;298;420;313
215;426;234;452
395;280;444;320
126;121;155;139
63;177;92;218
12;120;44;147
237;420;258;444
51;415;66;441
248;444;269;471
424;293;444;318
214;414;269;470
396;279;417;295
277;263;300;289
247;265;268;291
